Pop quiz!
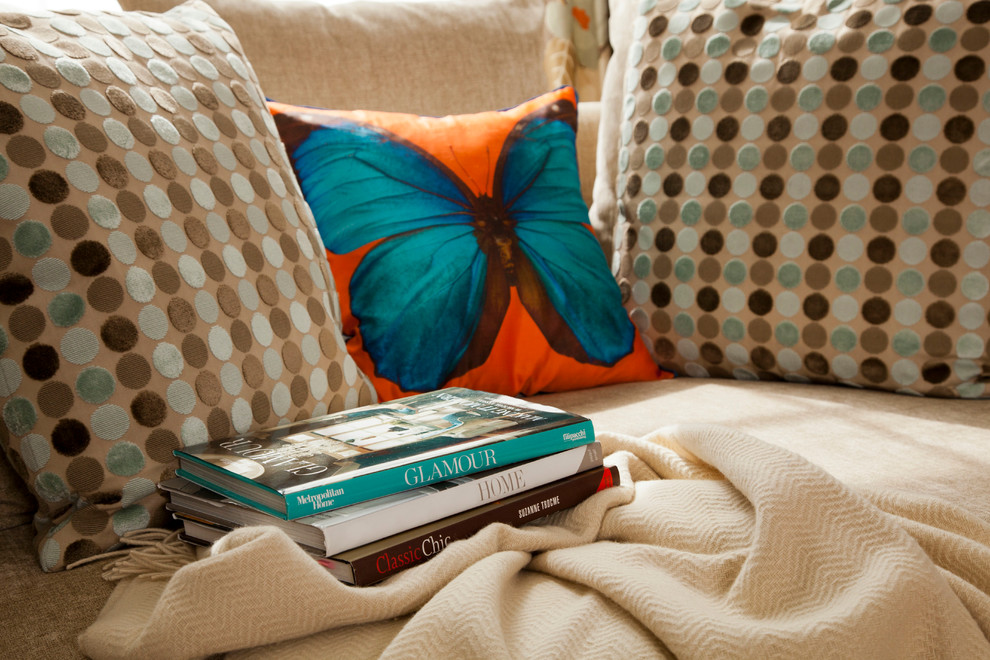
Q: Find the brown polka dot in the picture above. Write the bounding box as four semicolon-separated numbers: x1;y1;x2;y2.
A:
207;408;230;441
66;460;105;497
147;149;176;180
305;298;326;328
750;260;774;286
861;297;891;325
934;209;962;236
191;82;218;109
51;90;85;120
290;375;308;406
117;353;151;390
200;250;224;283
922;361;951;384
803;294;829;321
26;63;60;88
961;27;990;51
51;418;89;456
152;261;180;294
945;116;975;144
250;170;272;199
72;122;107;153
23;343;59;381
293;266;313;296
640;67;657;91
87;276;123;313
116;189;146;223
925;301;955;329
328;361;343;391
950;85;979;112
150;87;178;114
71;241;111;277
210;176;234;207
837;30;864;53
925;332;953;358
146;428;180;465
936;177;966;206
53;39;89;59
232;142;256;169
50;205;87;240
251;390;271;424
215;284;240;318
814;174;840;201
955;56;985;82
243;242;264;272
0;101;21;135
709;174;732;199
700;341;723;364
0;273;32;305
804;352;829;377
128;117;157;147
860;327;888;354
230;318;251;353
941;146;969;174
182;334;209;369
897;28;925;52
270;307;291;338
168;297;197;333
870;206;898;232
802;263;828;291
720;87;743;113
931;239;961;268
131;391;168;427
8;305;43;342
226;208;251;239
771;87;795;112
101;316;138;352
860;358;887;384
254;274;278;307
7;135;46;168
0;238;8;271
243;354;264;388
873;175;901;203
874;144;903;171
195;371;222;406
37;381;73;418
802;323;827;349
280;341;303;374
318;328;338;360
133;226;163;260
776;60;800;84
864;267;892;294
96;155;129;189
0;34;36;59
697;314;719;339
193;146;217;175
173;116;198;143
929;270;957;297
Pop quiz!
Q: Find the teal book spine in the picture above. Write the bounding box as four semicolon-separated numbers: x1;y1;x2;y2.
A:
178;418;594;519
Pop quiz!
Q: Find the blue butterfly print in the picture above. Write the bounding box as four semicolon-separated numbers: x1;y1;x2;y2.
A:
275;97;635;392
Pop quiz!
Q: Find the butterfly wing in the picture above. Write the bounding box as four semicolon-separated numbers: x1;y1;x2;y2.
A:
495;99;635;365
278;115;476;253
277;114;497;391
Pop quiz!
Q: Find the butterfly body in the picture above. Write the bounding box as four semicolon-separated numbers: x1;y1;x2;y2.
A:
272;90;640;394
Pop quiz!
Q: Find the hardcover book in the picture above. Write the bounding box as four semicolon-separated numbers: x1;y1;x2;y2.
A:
161;441;603;556
179;463;620;586
173;388;595;519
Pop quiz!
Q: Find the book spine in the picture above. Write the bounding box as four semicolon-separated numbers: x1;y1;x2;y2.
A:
283;418;596;519
320;441;603;555
338;464;619;586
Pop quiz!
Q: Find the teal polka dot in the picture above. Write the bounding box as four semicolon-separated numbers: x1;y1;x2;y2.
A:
783;204;807;230
706;34;730;58
984;90;990;114
918;85;946;112
653;90;672;115
76;367;115;404
846;144;872;172
968;210;990;239
908;146;936;174
790;144;815;171
745;87;768;113
674;257;695;282
673;313;694;337
798;85;823;112
856;84;883;111
902;208;930;235
835;266;861;293
0;64;31;93
840;205;866;232
88;195;121;229
974;150;990;177
722;317;745;342
106;442;145;477
4;397;37;436
830;327;857;352
929;27;957;53
866;30;895;53
645;144;665;170
13;220;52;258
35;472;69;503
112;505;151;536
757;34;780;58
897;269;925;297
642;171;661;196
48;292;85;327
0;153;8;182
724;259;747;285
662;37;682;60
688;145;709;170
738;144;761;171
681;200;702;225
808;32;834;54
696;88;718;114
633;254;652;278
729;202;752;227
892;330;920;357
962;273;990;301
777;263;801;288
775;321;799;347
637;198;657;223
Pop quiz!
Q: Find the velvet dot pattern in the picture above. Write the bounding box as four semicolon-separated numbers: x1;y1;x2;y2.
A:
614;0;990;397
0;2;375;571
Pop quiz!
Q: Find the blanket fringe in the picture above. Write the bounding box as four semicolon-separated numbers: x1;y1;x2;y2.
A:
66;528;197;581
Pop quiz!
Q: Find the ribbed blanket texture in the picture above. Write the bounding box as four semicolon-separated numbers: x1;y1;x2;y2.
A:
78;425;990;659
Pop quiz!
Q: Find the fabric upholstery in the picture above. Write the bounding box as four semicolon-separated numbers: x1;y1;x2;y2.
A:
599;0;990;396
0;1;374;571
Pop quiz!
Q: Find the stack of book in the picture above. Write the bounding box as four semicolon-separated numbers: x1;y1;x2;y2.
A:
166;387;618;585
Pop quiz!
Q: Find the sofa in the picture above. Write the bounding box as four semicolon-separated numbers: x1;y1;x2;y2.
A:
1;0;988;658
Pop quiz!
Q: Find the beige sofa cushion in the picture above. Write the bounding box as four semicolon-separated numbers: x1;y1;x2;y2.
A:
118;0;551;117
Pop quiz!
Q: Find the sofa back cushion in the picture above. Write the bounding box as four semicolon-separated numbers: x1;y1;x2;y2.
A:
600;0;990;397
0;0;374;570
118;0;551;116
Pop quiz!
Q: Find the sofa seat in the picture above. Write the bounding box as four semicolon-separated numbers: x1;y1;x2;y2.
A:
4;378;988;658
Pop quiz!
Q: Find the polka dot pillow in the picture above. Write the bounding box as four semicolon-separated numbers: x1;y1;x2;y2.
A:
612;0;990;397
0;1;375;571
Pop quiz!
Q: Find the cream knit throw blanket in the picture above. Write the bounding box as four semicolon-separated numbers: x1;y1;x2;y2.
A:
79;425;990;659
